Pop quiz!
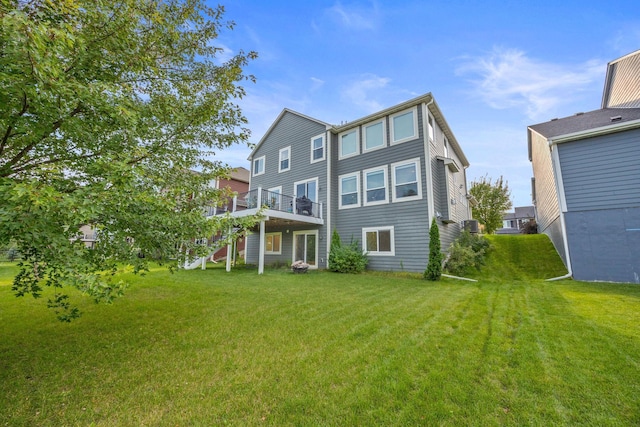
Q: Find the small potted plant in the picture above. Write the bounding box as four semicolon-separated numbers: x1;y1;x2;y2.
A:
291;260;309;274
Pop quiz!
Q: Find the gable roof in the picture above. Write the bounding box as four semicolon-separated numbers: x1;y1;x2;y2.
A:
529;107;640;140
247;109;331;160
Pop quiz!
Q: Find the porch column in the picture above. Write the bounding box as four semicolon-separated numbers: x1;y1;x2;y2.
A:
226;226;232;272
258;219;265;274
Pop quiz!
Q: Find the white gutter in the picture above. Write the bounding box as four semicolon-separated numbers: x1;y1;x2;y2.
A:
550;118;640;144
325;128;332;265
422;98;435;223
545;138;573;281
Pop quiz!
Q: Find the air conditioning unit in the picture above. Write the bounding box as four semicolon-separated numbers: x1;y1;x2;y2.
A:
463;220;479;234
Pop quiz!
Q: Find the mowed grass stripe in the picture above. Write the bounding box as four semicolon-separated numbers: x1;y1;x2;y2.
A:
2;234;640;425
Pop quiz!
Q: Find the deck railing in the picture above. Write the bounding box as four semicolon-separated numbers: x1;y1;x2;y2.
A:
205;187;322;219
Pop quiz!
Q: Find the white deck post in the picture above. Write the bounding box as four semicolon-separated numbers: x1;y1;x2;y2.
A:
258;220;265;274
226;226;232;272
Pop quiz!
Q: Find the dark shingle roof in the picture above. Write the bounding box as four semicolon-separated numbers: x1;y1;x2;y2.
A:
529;108;640;139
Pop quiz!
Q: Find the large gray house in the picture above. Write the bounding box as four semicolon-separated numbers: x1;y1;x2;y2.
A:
232;93;473;273
528;50;640;283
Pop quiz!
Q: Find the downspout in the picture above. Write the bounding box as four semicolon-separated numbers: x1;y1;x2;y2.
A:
325;129;332;267
545;138;573;281
422;98;435;224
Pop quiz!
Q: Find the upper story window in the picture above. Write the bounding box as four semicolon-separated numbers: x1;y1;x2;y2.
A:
310;134;325;163
253;156;265;177
363;166;388;206
363;120;386;152
428;115;435;142
392;158;422;202
339;129;359;159
339;172;360;209
279;146;291;172
444;137;449;158
390;107;418;145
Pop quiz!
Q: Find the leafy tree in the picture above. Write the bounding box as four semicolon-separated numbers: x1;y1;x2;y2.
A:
424;218;442;281
0;0;258;320
469;175;512;234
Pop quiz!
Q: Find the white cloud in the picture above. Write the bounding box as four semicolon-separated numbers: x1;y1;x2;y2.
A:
341;74;390;113
310;77;325;91
325;1;379;31
456;47;604;121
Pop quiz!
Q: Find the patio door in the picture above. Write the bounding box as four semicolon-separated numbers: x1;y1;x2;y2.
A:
292;230;318;267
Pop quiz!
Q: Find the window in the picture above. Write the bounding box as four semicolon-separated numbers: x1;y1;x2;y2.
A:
428;115;434;142
444;137;449;158
310;135;325;163
390;107;418;144
253;156;265;176
362;226;395;256
339;129;359;159
279;146;290;172
363;166;388;206
265;232;282;254
363;120;386;152
294;177;318;202
267;186;282;210
339;172;360;209
392;158;422;202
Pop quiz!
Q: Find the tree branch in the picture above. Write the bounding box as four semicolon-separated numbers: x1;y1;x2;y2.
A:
3;103;84;176
0;91;29;157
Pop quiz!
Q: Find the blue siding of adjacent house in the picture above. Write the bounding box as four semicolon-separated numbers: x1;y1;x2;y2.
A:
558;128;640;282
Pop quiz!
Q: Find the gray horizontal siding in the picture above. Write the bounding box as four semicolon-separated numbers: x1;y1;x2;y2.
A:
558;127;640;211
565;207;640;283
331;107;430;272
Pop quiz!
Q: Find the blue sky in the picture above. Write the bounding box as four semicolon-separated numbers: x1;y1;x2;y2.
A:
211;0;640;208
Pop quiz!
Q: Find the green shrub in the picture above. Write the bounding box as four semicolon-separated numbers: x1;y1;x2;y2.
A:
424;218;442;281
444;231;491;275
329;233;368;274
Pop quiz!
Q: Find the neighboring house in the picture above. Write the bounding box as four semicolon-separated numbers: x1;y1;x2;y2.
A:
206;167;250;262
528;50;640;283
228;93;473;273
497;206;535;234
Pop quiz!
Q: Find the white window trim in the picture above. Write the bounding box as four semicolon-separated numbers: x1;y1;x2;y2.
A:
363;166;388;207
338;128;360;160
391;158;422;203
310;134;326;164
390;106;418;145
338;172;360;209
253;155;265;177
293;177;319;203
362;226;395;256
363;119;387;153
279;146;291;173
265;232;282;255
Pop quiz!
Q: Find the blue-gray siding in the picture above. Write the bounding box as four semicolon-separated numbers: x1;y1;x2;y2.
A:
558;127;640;211
247;111;328;268
565;207;640;283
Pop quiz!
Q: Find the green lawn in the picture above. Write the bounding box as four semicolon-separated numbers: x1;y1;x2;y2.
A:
2;235;640;425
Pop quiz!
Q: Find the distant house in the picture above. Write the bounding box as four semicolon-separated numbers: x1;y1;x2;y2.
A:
207;167;250;262
223;93;474;273
497;206;535;234
528;50;640;283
